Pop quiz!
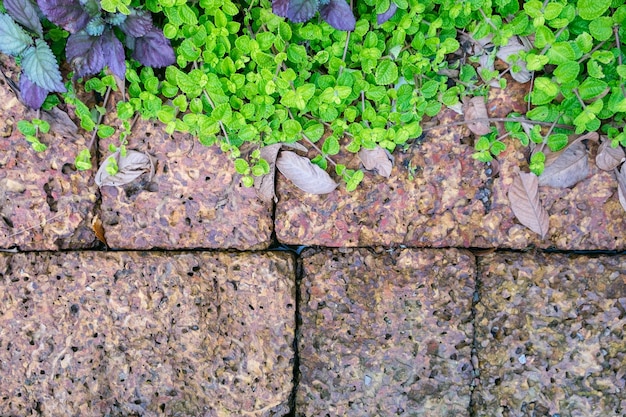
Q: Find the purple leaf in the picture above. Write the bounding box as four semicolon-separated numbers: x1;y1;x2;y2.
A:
37;0;90;33
272;0;289;17
118;9;152;37
287;0;318;23
19;72;49;109
5;0;43;37
377;2;397;25
66;30;106;77
131;28;175;68
320;0;355;31
100;29;126;79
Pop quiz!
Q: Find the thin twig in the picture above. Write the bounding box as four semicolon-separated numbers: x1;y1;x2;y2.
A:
193;61;231;145
422;117;576;132
338;31;351;77
287;109;336;167
6;212;66;238
615;25;626;97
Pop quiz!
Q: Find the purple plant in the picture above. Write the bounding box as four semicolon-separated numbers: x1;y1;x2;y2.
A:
271;0;398;30
38;0;175;79
0;0;175;109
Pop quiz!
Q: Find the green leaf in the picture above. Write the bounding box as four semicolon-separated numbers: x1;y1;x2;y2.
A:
100;0;130;14
234;158;250;175
0;13;33;56
525;53;549;71
546;42;576;64
529;151;545;175
547;133;569;151
578;78;608;100
577;0;611;20
474;136;490;151
588;17;613;40
97;124;115;139
75;149;92;171
490;141;506;155
344;169;364;192
374;60;398;85
21;39;65;92
531;77;559;105
534;25;555;48
304;122;324;141
553;61;580;83
282;119;302;137
322;136;340;155
544;2;564;19
17;120;36;136
281;90;306;111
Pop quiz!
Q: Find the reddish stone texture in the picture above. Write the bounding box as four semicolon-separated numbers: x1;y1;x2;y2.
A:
0;55;98;250
275;79;626;250
97;94;273;250
297;248;475;416
474;251;626;417
0;251;295;417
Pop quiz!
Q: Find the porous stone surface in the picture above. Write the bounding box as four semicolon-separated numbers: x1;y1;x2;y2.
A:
275;79;626;250
297;248;475;416
0;54;98;250
0;251;295;417
474;251;626;417
97;95;273;249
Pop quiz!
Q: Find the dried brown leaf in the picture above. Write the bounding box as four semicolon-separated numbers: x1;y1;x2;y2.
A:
616;166;626;213
596;138;625;171
95;150;155;187
358;146;394;177
276;150;338;194
539;141;589;188
254;142;310;202
91;214;107;246
254;144;281;203
508;171;549;238
41;106;78;137
463;96;491;135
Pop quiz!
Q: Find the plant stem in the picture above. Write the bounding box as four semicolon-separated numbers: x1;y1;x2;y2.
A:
86;85;112;152
287;109;336;167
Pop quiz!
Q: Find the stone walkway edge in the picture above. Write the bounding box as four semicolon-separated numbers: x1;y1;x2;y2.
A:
0;248;624;417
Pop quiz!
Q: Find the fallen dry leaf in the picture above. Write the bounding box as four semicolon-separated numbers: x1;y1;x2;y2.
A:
538;141;589;188
276;150;338;194
358;146;394;177
95;150;155;187
596;138;625;171
254;142;309;202
91;214;107;246
255;144;282;203
540;131;599;167
508;171;549;238
616;166;626;213
463;96;492;135
41;107;78;138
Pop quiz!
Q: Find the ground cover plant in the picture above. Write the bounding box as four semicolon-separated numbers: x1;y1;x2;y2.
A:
1;0;625;237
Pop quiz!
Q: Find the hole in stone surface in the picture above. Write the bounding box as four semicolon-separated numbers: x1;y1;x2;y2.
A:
62;163;75;174
2;216;14;228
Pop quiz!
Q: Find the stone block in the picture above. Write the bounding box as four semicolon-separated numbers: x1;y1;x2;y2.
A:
473;251;626;417
297;248;475;416
0;251;295;416
275;79;626;250
97;94;273;250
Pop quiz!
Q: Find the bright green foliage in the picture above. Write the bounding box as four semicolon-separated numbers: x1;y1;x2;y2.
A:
9;0;624;189
17;118;49;152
